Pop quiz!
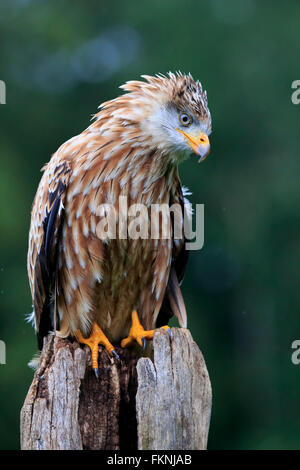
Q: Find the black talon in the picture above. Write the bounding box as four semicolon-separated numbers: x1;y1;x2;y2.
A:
112;349;120;363
142;337;147;351
94;368;99;379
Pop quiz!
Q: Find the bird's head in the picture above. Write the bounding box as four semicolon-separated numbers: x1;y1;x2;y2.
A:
96;72;211;164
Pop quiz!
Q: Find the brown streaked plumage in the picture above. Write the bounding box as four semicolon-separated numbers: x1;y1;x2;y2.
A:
27;72;212;365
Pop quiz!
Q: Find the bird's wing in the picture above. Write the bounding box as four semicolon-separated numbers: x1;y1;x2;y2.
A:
27;158;72;349
156;183;189;328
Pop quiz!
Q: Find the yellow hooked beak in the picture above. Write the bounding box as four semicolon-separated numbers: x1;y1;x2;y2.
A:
176;128;210;161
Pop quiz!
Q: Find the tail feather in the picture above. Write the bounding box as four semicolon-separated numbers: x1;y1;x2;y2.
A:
167;267;187;328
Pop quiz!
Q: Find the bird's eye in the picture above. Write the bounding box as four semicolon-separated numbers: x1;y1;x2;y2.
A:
179;112;193;127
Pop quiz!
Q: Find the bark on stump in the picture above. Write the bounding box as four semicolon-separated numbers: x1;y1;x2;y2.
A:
20;328;212;450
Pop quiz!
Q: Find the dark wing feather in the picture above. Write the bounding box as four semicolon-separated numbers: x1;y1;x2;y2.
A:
27;159;72;349
156;183;189;328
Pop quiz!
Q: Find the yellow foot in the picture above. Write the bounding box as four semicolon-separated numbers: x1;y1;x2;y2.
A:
121;310;172;350
75;322;119;378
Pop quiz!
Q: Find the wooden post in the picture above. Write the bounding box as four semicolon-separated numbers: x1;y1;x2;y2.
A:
20;328;212;450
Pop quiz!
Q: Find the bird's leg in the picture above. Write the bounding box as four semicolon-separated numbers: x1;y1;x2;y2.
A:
121;310;172;350
75;322;120;378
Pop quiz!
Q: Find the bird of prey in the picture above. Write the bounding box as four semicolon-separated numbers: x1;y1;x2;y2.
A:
27;72;211;375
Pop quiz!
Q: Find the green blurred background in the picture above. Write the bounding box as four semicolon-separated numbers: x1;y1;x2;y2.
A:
0;0;300;450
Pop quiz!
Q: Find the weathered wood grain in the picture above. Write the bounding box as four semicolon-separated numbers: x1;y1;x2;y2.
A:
20;335;138;450
136;328;212;450
20;328;211;450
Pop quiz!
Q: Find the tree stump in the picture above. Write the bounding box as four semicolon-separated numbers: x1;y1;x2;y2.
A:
20;328;212;450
